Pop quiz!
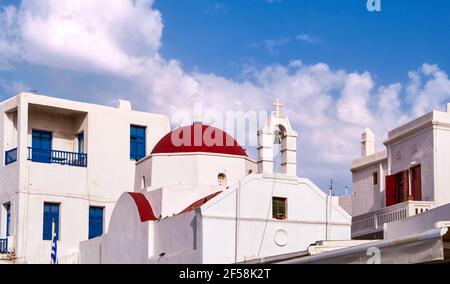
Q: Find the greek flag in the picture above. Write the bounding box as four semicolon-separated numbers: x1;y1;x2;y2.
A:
51;218;57;264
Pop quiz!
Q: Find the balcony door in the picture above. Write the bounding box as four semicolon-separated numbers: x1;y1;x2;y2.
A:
386;166;422;207
411;165;422;201
32;130;52;163
386;170;409;207
395;171;409;204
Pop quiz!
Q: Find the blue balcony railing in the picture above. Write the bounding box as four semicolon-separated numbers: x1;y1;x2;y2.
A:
5;148;17;165
28;147;87;167
0;238;7;254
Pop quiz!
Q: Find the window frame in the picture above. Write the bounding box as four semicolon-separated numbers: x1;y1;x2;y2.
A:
4;202;11;237
272;197;287;220
217;173;227;186
88;206;104;239
32;129;53;150
141;176;146;189
130;125;147;161
43;202;60;241
32;129;53;163
372;172;378;186
77;132;85;154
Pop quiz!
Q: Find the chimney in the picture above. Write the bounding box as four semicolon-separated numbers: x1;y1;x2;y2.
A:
361;128;375;157
117;100;132;111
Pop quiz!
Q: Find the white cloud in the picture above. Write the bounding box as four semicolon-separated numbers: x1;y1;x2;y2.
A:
337;72;374;127
0;5;21;69
1;1;450;193
259;34;320;55
296;34;320;44
1;0;162;75
407;64;450;116
0;79;31;99
264;38;291;55
9;80;30;93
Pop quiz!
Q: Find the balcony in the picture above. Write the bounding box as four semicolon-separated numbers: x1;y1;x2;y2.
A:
4;148;17;165
0;239;7;254
28;147;87;167
352;201;435;238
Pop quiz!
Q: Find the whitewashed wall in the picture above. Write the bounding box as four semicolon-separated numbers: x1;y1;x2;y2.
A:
147;153;257;188
0;92;170;263
351;161;387;216
433;112;450;207
387;127;434;202
201;174;351;263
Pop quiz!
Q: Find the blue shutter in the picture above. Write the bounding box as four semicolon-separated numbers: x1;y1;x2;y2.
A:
136;127;146;160
88;207;104;239
43;203;59;240
32;130;52;163
130;126;146;160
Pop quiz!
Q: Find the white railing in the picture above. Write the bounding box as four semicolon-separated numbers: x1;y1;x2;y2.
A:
352;201;435;237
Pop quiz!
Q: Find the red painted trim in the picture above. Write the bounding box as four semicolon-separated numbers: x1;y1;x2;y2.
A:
179;191;223;215
128;192;158;222
151;123;247;157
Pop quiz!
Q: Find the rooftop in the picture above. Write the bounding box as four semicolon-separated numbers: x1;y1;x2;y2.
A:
385;107;450;145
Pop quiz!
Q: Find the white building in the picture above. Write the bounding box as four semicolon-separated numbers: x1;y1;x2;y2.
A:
79;102;351;264
244;104;450;264
0;92;170;263
344;103;450;239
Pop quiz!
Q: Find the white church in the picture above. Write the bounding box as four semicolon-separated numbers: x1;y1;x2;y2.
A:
0;92;351;264
78;100;351;264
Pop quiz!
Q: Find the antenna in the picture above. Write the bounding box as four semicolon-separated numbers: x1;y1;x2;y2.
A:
329;179;333;196
325;178;334;241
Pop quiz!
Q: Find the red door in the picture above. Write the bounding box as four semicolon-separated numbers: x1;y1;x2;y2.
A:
386;175;396;207
411;165;422;201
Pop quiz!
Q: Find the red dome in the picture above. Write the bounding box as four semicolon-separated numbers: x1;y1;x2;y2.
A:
151;123;248;157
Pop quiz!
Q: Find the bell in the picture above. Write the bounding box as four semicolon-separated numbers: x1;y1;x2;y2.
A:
273;126;282;144
274;135;282;145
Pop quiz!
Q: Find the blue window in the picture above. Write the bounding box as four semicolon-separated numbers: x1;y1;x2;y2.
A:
88;207;104;239
32;130;52;163
78;132;84;154
43;203;59;241
5;203;11;237
130;125;146;161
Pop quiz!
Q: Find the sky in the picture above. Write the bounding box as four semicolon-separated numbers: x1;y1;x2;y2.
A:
0;0;450;194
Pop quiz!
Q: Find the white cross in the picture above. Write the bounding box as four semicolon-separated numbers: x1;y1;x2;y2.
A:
273;98;283;116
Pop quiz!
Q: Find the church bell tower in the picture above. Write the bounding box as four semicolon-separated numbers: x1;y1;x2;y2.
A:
257;99;298;176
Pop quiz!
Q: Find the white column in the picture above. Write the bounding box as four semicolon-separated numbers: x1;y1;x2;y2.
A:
257;128;274;174
280;133;297;176
16;93;29;260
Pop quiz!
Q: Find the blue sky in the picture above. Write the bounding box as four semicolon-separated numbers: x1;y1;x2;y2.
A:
1;0;449;194
155;0;450;84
